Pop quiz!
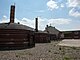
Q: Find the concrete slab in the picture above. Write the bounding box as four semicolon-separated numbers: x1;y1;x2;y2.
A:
58;39;80;47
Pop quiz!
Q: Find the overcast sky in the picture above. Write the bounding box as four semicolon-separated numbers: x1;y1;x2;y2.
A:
0;0;80;31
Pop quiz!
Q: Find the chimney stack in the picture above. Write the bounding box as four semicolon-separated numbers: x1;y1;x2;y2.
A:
35;17;38;32
46;25;49;33
10;5;15;23
46;25;48;28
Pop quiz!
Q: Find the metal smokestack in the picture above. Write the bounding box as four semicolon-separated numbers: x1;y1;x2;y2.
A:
10;5;15;23
35;17;38;32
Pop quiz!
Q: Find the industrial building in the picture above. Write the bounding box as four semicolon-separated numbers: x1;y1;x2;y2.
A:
44;25;61;40
34;18;51;43
62;30;80;39
0;5;35;49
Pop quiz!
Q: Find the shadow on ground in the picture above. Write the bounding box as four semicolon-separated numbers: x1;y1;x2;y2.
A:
0;45;35;51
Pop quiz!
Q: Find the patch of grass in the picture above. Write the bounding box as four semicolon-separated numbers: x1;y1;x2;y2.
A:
63;56;71;60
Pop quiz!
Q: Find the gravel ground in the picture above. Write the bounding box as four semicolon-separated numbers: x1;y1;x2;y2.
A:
0;40;80;60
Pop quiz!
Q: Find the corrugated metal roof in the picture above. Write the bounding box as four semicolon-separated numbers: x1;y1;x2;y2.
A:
0;23;35;31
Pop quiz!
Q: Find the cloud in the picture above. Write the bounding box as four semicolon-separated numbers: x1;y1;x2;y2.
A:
2;15;7;22
67;0;80;7
0;15;72;30
75;25;80;30
67;0;80;17
69;8;80;17
34;18;72;30
48;18;72;25
47;0;59;11
0;15;9;23
61;4;64;8
3;15;7;19
15;18;35;28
